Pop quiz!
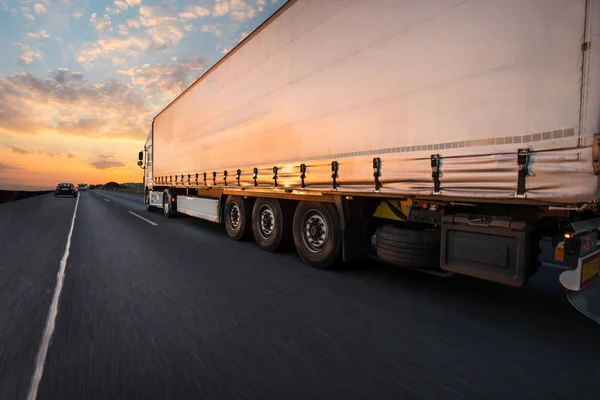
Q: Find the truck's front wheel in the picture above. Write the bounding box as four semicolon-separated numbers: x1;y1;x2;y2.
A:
145;190;156;211
293;202;341;269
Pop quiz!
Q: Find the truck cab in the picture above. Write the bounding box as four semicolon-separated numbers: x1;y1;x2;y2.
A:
138;131;153;189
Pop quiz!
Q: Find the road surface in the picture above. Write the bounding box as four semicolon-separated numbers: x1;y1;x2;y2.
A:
0;190;599;400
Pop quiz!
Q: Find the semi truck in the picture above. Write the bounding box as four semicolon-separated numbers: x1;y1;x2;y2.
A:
138;0;600;323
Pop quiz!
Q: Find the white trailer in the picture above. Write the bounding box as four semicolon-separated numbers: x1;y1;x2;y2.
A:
139;0;600;322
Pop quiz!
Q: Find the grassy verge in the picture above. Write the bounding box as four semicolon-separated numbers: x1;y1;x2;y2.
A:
0;190;53;205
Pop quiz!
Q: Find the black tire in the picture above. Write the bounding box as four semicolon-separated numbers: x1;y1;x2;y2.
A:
375;224;441;270
224;195;251;241
145;190;156;211
252;198;293;252
162;190;176;218
293;202;341;269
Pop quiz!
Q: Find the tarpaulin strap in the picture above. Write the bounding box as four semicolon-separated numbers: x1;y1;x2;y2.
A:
373;158;381;191
431;154;441;194
517;148;529;196
331;161;339;189
300;164;307;188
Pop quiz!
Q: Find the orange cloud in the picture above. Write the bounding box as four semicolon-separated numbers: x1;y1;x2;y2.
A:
0;69;151;139
118;54;207;106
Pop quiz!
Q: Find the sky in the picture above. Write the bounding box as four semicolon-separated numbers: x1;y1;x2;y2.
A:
0;0;282;190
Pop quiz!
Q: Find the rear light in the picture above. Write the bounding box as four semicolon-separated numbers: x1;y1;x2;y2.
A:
171;197;176;202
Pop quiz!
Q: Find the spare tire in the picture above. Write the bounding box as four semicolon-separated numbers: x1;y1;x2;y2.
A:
375;224;441;270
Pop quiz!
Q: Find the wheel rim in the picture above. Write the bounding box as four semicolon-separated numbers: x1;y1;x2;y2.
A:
229;203;241;230
257;205;275;240
164;198;170;214
302;209;328;253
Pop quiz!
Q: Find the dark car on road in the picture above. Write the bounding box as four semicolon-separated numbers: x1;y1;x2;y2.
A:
55;183;77;197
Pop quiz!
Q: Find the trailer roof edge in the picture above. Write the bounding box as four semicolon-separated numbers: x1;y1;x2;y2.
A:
152;0;296;123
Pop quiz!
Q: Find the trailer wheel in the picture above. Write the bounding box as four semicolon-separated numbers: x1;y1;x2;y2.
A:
375;224;441;270
162;190;176;218
145;190;156;211
252;198;293;252
224;195;251;241
293;202;341;269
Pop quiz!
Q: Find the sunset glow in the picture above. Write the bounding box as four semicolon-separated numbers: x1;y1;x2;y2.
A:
0;0;281;190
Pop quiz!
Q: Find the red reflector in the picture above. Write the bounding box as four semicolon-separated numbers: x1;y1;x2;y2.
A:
172;198;175;202
584;235;593;252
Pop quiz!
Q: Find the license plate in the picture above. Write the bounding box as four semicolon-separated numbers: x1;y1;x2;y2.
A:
582;253;600;287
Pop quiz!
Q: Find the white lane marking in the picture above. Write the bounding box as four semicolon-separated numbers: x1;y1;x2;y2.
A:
129;211;158;226
27;192;80;400
104;198;110;202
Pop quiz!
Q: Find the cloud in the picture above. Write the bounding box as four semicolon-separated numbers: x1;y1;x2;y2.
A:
179;5;210;20
213;1;229;17
118;24;128;35
91;13;112;36
13;42;45;65
0;69;150;140
139;6;184;48
71;11;82;19
126;18;140;29
97;155;116;160
34;3;47;14
21;7;35;20
7;146;32;154
90;160;125;169
200;24;222;37
114;1;128;11
77;36;151;65
118;55;208;105
28;29;50;39
0;162;21;172
212;0;256;21
5;146;74;158
105;0;141;15
46;152;75;158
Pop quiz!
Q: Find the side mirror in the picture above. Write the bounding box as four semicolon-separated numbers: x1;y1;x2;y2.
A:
138;151;143;161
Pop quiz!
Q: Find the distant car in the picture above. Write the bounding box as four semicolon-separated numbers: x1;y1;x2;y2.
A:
77;183;88;192
55;183;77;197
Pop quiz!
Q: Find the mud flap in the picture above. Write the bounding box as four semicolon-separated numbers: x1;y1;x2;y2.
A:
566;278;600;324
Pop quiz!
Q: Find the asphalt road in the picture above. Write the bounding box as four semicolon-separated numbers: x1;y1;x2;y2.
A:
1;190;599;400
